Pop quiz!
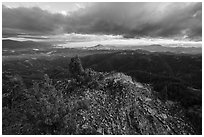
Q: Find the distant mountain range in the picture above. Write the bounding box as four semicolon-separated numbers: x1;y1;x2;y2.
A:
2;40;51;50
85;44;201;54
2;39;202;54
86;44;116;50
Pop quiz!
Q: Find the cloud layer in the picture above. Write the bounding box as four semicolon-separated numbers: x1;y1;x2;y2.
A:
2;3;202;41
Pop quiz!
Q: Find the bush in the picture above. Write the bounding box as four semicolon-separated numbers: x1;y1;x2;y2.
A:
3;74;70;134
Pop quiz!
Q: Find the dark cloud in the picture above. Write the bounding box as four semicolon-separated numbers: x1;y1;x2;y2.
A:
2;5;65;35
2;3;202;40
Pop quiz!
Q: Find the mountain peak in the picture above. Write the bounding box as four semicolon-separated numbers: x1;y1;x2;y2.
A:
150;44;162;47
94;44;104;48
88;44;105;49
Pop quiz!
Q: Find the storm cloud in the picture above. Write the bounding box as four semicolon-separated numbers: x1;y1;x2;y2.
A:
2;2;202;41
2;5;66;35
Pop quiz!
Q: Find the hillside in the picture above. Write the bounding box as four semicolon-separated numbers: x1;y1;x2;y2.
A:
83;44;201;54
82;50;201;93
2;56;200;135
2;40;52;50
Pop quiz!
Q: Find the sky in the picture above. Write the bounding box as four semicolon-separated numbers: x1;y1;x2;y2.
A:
2;2;202;47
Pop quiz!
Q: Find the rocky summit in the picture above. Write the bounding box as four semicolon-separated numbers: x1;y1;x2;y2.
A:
2;56;198;135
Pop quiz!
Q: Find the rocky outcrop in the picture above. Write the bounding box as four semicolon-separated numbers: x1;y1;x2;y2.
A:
79;72;195;135
54;57;196;134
